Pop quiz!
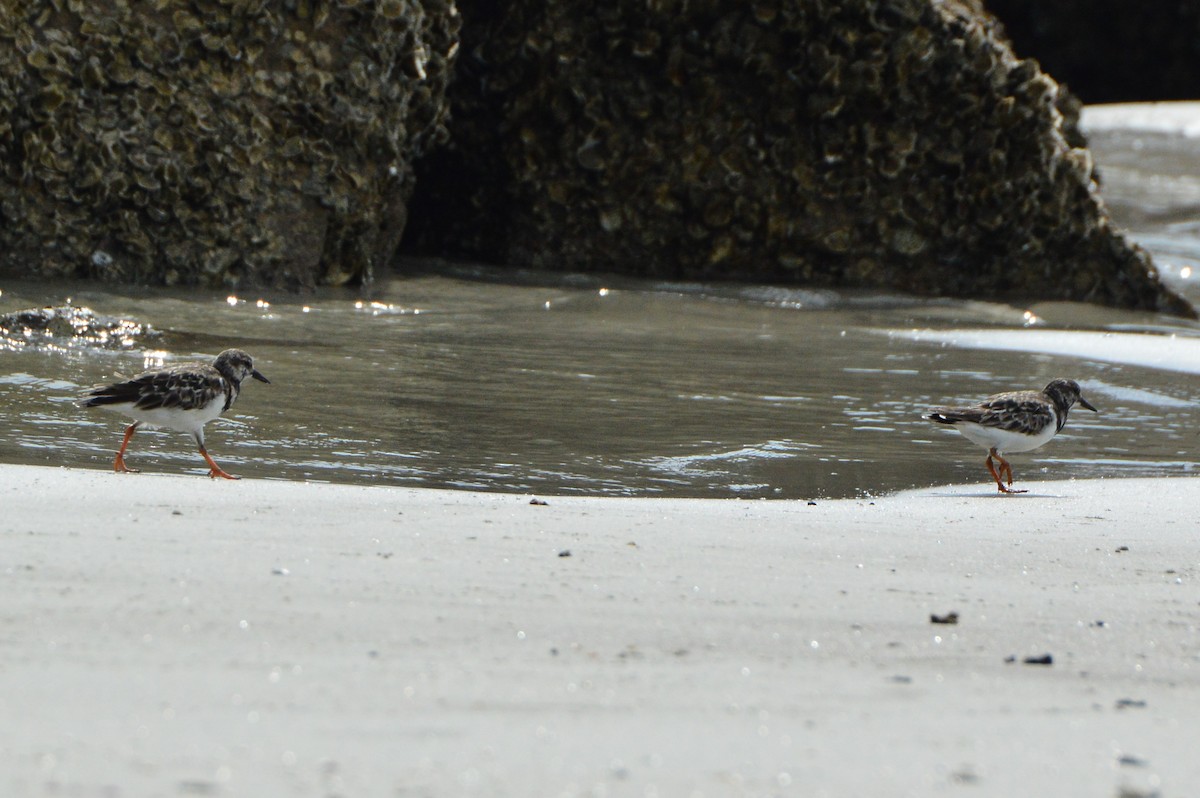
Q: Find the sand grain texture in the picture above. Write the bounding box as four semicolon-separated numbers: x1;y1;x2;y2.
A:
1;465;1196;796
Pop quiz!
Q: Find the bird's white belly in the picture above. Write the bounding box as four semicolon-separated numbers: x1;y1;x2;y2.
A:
955;417;1059;454
101;394;226;435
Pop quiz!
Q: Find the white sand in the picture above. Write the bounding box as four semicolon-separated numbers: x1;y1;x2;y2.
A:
887;327;1200;377
1081;101;1200;138
2;464;1197;796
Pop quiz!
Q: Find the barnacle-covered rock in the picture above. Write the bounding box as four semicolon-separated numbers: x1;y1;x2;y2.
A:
0;1;459;289
406;0;1189;315
0;305;158;350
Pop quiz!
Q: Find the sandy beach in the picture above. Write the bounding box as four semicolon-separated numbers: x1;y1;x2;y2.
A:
2;463;1197;797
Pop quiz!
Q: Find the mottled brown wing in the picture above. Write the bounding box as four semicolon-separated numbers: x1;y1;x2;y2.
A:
84;363;222;411
131;365;223;411
975;395;1054;433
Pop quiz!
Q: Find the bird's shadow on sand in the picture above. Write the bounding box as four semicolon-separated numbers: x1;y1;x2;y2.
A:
922;489;1065;499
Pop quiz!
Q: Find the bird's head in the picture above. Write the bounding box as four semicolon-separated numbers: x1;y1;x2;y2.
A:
214;349;270;385
1044;378;1096;413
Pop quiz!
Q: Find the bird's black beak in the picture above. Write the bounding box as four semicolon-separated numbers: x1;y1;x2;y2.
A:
252;369;270;384
1079;397;1097;412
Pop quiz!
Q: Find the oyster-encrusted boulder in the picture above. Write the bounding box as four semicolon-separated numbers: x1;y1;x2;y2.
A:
406;0;1190;314
0;1;459;289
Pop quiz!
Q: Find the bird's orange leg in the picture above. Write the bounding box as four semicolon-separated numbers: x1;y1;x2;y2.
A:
114;423;141;473
198;445;240;480
985;450;1004;491
988;448;1026;494
999;456;1015;485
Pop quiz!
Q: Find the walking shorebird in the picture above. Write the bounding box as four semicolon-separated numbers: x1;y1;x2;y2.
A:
81;349;269;480
926;378;1097;494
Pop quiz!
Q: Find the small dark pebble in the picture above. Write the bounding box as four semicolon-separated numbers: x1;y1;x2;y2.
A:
807;500;817;506
530;498;549;506
171;510;182;516
1116;545;1129;552
1092;620;1108;628
930;612;959;625
1023;654;1054;666
558;549;571;557
1118;754;1149;768
1116;698;1147;709
1004;655;1016;664
890;675;913;684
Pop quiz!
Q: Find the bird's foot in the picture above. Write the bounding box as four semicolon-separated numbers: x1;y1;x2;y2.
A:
113;457;140;474
199;447;239;480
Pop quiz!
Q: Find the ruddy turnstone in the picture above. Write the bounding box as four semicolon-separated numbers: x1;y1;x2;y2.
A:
925;378;1097;494
81;349;269;480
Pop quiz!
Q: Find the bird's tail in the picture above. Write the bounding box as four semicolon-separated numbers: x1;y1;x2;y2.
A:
79;386;132;408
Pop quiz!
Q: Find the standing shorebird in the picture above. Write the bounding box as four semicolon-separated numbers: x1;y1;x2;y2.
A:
925;378;1097;494
81;349;270;480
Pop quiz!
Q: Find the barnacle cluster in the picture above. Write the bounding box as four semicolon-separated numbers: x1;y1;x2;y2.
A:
407;0;1189;314
0;1;459;289
0;304;158;350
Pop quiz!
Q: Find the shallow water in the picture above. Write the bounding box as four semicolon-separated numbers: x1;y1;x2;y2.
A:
3;107;1200;498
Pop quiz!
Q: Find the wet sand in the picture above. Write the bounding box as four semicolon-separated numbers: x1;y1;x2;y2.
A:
2;463;1197;796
